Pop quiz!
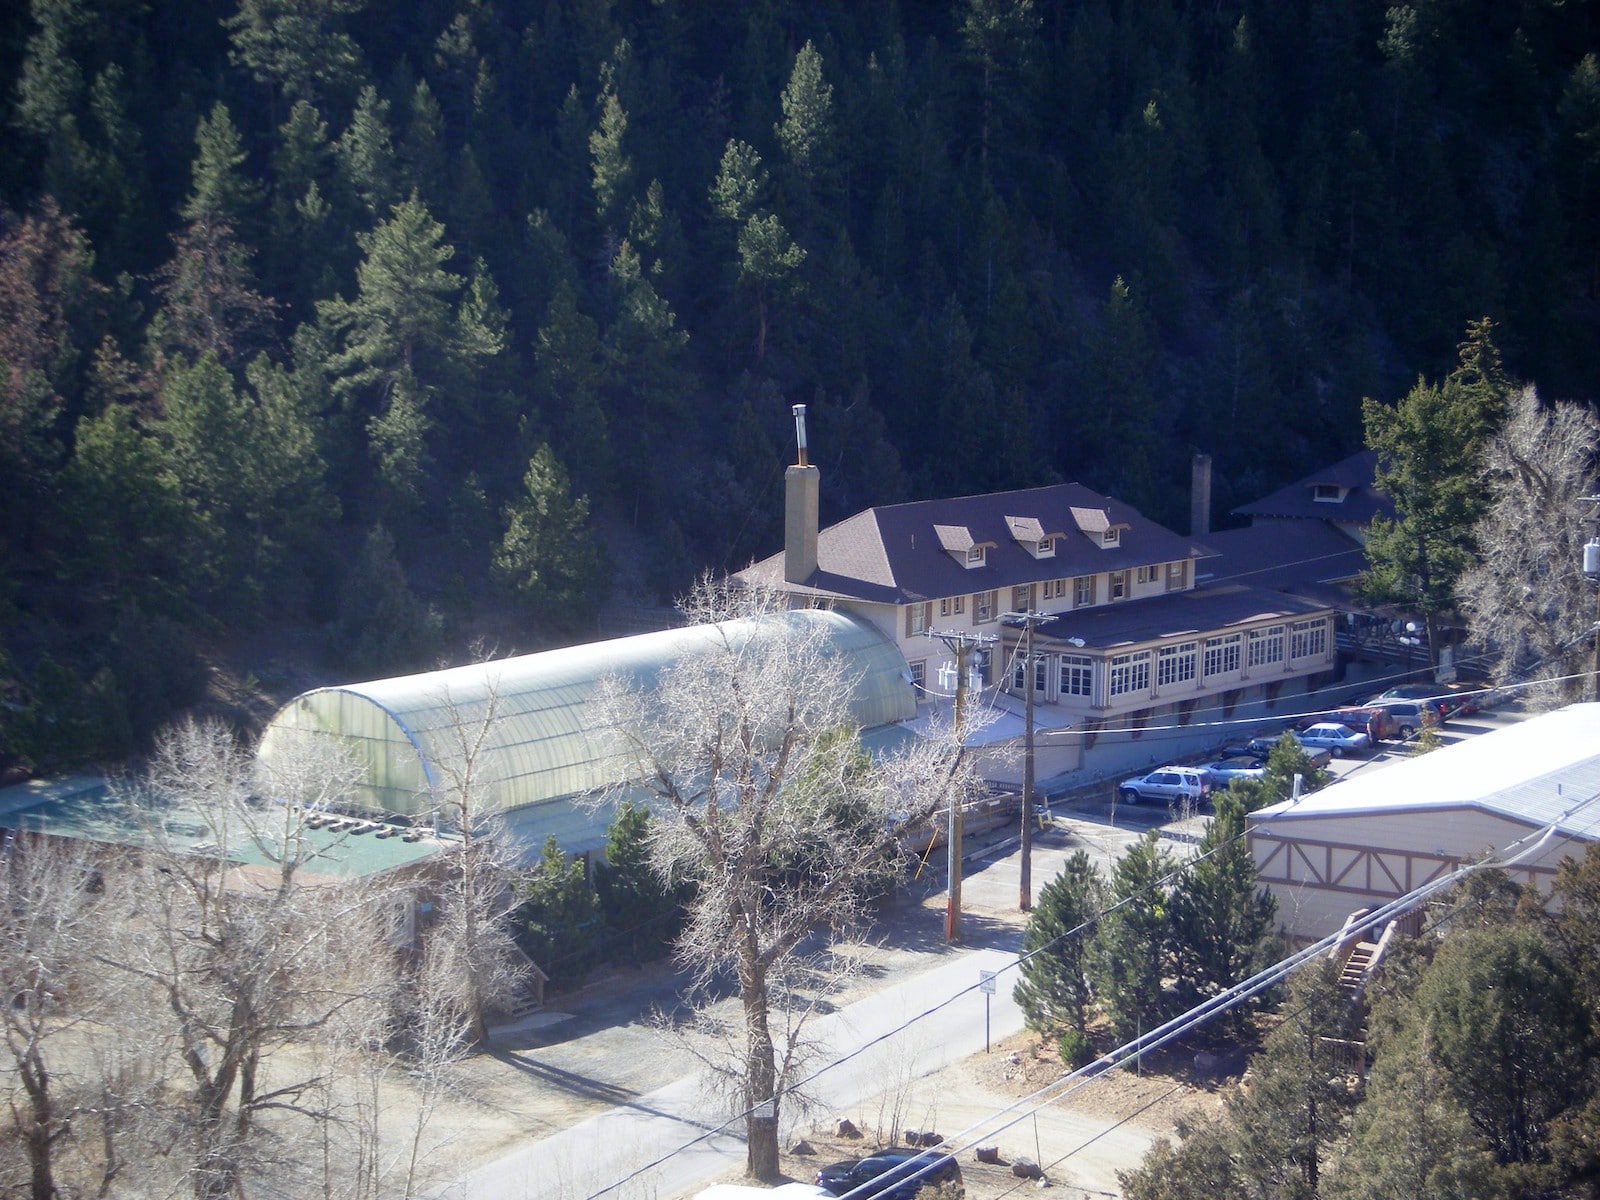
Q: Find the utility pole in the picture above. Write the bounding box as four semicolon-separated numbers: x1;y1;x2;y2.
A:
1004;610;1047;912
927;628;994;943
1584;524;1600;703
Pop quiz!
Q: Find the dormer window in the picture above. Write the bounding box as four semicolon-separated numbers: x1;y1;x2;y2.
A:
1312;483;1347;503
1006;515;1062;559
935;524;995;569
1071;505;1129;549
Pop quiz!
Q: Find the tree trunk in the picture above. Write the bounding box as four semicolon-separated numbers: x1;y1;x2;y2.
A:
742;969;780;1180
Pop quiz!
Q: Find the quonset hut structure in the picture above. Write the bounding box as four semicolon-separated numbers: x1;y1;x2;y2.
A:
257;609;918;857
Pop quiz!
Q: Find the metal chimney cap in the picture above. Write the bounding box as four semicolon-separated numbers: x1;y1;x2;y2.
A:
792;404;809;466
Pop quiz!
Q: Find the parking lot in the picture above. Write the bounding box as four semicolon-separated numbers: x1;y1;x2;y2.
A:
952;699;1536;903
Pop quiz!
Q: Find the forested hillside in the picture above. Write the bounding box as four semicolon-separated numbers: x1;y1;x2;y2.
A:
3;0;1598;773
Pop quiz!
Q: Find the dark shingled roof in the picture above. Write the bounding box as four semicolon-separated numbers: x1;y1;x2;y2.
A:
1198;523;1366;590
1031;582;1334;651
737;483;1216;605
1232;449;1395;524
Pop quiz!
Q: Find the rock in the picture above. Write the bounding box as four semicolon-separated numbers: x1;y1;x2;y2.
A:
789;1139;815;1156
904;1130;922;1146
837;1118;861;1139
975;1146;1001;1164
1011;1158;1044;1180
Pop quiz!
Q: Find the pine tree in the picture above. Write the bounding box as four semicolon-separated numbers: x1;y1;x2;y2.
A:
492;443;606;632
595;800;685;963
1166;793;1279;1026
710;138;805;361
1360;320;1514;666
224;0;366;111
1226;960;1358;1198
1013;849;1103;1038
180;102;260;229
1089;830;1173;1042
516;834;603;986
335;85;399;218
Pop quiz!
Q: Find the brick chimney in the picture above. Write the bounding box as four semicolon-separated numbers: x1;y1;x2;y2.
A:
785;404;819;583
1190;452;1212;537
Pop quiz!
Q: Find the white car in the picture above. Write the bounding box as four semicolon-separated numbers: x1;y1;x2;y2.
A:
1119;766;1211;805
1295;723;1371;756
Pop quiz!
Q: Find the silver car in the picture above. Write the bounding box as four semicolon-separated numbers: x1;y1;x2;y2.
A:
1119;766;1211;805
1295;723;1371;756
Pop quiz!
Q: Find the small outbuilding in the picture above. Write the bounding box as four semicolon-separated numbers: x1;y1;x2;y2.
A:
1248;703;1600;943
257;609;918;857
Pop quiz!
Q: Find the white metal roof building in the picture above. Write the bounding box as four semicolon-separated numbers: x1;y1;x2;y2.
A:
257;609;918;857
1248;703;1600;943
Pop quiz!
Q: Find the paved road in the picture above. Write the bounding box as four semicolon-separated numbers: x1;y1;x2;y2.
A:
439;705;1528;1200
441;946;1028;1200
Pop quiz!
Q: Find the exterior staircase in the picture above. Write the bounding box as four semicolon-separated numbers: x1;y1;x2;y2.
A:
1337;938;1380;1000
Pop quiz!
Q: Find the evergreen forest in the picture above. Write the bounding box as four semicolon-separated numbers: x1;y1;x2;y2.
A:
4;0;1599;773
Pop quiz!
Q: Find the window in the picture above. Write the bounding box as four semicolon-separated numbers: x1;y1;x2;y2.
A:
1203;633;1242;676
965;545;986;567
1060;654;1093;697
1290;617;1328;660
1011;654;1049;694
939;597;951;617
1312;483;1343;503
1101;528;1121;547
1157;642;1197;687
1136;565;1156;585
908;660;926;695
1034;536;1055;558
1074;576;1095;607
1049;579;1066;599
906;602;932;637
1247;626;1284;667
976;589;998;623
953;594;965;614
1012;585;1032;611
1109;570;1127;600
1109;651;1150;697
1165;560;1187;590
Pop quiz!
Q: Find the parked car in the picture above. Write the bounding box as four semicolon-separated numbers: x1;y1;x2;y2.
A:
1364;696;1445;737
1118;765;1211;805
1295;723;1371;756
1222;732;1337;771
1371;683;1468;717
1200;755;1269;784
1225;733;1334;768
1439;679;1500;716
1298;705;1398;743
814;1148;964;1200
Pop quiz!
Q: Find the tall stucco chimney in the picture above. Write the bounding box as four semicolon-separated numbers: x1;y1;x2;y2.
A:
785;404;819;583
1190;452;1213;537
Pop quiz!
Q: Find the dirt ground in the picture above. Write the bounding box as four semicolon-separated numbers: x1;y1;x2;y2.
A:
412;862;1246;1200
762;1029;1240;1200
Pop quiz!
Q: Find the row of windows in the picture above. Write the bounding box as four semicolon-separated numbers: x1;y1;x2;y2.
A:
911;562;1191;635
991;619;1330;702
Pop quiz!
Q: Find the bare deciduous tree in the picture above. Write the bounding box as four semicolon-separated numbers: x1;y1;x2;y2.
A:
106;717;404;1200
427;679;533;1048
1456;387;1600;702
0;835;121;1200
591;580;976;1181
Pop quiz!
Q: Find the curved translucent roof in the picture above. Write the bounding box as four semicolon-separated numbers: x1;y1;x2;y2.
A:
257;610;915;825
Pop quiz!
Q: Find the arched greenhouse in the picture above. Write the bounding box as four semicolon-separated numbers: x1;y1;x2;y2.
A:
256;609;917;856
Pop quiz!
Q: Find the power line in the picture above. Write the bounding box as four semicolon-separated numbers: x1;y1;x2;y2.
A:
581;764;1600;1200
